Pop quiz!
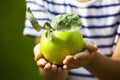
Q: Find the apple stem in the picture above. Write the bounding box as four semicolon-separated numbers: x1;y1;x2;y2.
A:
43;22;55;32
43;22;55;41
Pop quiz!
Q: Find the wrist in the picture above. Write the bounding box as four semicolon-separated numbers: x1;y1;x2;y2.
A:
39;68;68;80
84;51;97;67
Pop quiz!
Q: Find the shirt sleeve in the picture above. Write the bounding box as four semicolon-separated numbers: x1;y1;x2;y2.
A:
23;0;51;37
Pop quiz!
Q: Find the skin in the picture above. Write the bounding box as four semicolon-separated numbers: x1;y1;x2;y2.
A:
63;38;120;80
34;37;68;80
33;0;120;80
76;0;90;3
34;37;120;80
34;37;98;80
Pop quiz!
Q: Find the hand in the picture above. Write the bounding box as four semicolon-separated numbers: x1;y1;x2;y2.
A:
33;44;63;72
63;39;98;70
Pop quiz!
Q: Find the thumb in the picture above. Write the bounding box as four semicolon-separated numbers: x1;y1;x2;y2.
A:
84;39;98;52
33;43;42;61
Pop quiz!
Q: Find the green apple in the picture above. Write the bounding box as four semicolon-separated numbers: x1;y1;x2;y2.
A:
26;7;84;65
40;30;84;65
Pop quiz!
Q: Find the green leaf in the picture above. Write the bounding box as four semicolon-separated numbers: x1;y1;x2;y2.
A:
51;13;82;31
26;7;42;32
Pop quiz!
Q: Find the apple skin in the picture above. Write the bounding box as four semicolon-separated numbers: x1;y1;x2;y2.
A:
40;30;84;65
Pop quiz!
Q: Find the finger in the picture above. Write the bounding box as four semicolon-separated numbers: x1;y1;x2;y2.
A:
37;58;47;67
51;64;57;71
63;65;68;70
74;51;90;60
84;39;98;52
34;43;42;61
44;63;52;70
63;55;74;65
58;67;63;72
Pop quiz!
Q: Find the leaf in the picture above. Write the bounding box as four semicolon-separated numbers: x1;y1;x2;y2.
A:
51;13;82;31
26;7;42;32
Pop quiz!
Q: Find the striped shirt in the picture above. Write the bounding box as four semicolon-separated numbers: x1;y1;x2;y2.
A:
23;0;120;80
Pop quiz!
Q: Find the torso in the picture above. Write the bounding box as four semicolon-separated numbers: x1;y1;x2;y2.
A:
25;0;120;79
42;0;120;79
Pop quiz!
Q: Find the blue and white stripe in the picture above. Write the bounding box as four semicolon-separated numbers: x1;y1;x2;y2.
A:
23;0;120;80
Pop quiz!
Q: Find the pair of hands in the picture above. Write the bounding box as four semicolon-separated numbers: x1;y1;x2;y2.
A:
34;39;98;72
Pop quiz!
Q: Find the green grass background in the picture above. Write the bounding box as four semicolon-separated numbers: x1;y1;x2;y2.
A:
0;0;41;80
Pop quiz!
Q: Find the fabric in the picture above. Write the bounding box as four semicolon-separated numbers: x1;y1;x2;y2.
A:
23;0;120;80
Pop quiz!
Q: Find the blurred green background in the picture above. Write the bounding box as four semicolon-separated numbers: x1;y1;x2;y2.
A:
0;0;41;80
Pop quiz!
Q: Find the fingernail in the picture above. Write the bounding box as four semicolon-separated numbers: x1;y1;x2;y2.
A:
93;44;97;48
63;65;68;70
34;56;37;61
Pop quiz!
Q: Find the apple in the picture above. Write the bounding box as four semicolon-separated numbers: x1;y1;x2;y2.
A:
26;8;84;65
40;30;84;65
